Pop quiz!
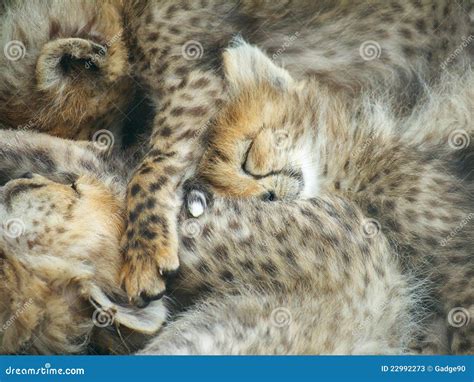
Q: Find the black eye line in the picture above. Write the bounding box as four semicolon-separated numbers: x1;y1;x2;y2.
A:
242;140;303;182
241;140;255;177
71;182;80;196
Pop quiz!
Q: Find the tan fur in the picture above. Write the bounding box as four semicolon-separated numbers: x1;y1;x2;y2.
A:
117;0;474;301
0;0;131;139
1;0;472;302
0;130;417;355
1;1;473;334
0;138;165;354
197;42;474;354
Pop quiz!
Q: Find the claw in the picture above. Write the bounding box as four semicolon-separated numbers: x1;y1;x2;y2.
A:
186;189;208;217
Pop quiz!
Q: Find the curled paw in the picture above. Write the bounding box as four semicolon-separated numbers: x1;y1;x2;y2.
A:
120;232;179;307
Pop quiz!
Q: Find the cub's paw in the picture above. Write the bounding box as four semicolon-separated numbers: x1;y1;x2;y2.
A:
120;252;164;307
120;206;180;306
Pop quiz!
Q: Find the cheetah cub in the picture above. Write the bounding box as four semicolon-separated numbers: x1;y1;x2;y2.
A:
0;129;416;354
197;41;474;354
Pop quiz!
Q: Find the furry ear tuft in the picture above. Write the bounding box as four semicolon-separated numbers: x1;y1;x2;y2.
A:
223;38;293;92
36;38;107;92
87;285;167;335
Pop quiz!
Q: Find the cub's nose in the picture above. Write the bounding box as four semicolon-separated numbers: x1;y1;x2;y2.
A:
18;172;33;179
261;191;277;202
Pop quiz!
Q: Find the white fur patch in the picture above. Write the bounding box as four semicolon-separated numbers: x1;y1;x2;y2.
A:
224;39;293;91
297;139;320;198
188;200;204;218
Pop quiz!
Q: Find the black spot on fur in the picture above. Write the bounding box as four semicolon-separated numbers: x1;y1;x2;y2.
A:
182;236;196;251
213;245;229;260
261;260;278;276
130;184;142;197
220;270;234;282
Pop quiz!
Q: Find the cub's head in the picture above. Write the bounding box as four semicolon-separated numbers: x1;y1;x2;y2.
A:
0;171;164;354
0;0;133;139
203;40;324;201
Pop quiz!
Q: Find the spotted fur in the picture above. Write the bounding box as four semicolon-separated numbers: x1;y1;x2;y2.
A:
0;0;131;139
198;42;474;354
0;134;165;354
119;0;474;302
1;0;473;319
0;130;416;354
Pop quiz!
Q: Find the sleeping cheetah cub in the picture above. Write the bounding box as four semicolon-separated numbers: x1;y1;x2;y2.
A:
199;40;474;353
4;0;472;302
0;130;416;354
120;0;474;303
197;41;474;354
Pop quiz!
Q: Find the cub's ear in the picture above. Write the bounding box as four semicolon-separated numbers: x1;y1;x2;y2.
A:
36;37;108;92
87;284;167;335
223;38;293;92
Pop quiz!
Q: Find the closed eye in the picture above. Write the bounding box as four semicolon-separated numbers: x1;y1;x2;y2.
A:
71;182;80;195
242;140;303;182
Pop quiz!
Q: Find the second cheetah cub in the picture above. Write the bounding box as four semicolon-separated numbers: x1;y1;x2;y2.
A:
198;41;474;354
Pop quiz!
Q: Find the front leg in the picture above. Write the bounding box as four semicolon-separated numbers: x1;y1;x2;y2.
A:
0;130;108;182
121;150;187;302
120;70;225;303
